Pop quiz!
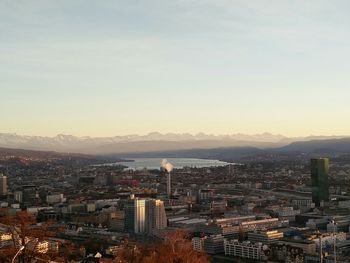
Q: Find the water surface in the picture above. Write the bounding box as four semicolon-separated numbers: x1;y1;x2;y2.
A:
110;157;230;170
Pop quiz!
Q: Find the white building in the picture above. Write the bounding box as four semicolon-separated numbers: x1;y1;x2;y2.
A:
35;241;49;254
134;198;167;235
338;200;350;209
151;199;167;233
0;226;12;248
248;230;283;244
192;237;204;252
211;200;227;213
46;193;66;204
240;218;289;232
224;239;263;260
14;191;23;203
198;189;213;202
292;199;314;208
134;199;146;234
275;207;301;222
311;232;346;250
192;235;225;254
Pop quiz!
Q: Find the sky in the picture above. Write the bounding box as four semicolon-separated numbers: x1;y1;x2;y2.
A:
1;0;350;137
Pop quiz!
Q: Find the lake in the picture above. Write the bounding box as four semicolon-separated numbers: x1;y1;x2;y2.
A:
107;158;230;170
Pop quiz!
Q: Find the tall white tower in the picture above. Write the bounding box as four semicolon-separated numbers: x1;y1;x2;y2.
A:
167;172;171;198
161;159;174;199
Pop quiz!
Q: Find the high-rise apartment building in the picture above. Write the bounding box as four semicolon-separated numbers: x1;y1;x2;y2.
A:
134;198;147;234
124;198;136;233
151;199;167;232
124;198;167;235
311;158;329;207
0;174;8;196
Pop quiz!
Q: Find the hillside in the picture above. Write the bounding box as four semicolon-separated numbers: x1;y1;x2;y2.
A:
277;138;350;153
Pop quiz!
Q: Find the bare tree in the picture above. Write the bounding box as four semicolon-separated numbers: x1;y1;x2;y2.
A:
0;208;66;262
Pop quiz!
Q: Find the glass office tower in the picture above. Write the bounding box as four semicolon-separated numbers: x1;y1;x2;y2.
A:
311;158;329;207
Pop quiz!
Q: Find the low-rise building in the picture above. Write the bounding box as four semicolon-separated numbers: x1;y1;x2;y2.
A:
192;236;204;252
46;193;66;204
224;239;263;260
203;235;225;254
276;239;316;255
309;232;346;250
248;230;284;244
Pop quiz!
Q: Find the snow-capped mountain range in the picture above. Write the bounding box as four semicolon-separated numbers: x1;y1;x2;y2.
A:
0;132;346;155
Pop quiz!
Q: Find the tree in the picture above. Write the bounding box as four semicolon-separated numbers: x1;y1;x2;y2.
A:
155;230;209;263
116;230;210;263
0;208;66;262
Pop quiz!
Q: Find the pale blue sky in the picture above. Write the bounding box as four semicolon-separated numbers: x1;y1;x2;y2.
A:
1;0;350;137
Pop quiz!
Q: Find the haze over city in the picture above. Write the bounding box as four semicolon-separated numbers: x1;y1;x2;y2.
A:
1;0;350;137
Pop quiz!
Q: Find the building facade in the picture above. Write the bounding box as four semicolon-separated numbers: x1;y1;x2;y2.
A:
224;239;263;260
151;199;167;233
248;230;284;244
0;174;8;196
203;235;225;254
124;199;135;233
311;158;329;207
124;198;167;235
192;236;205;252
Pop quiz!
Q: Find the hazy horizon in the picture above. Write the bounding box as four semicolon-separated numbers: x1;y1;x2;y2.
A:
0;130;348;139
2;1;350;137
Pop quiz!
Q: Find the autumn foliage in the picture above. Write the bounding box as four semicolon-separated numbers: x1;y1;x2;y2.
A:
0;209;209;263
0;208;69;262
117;230;210;263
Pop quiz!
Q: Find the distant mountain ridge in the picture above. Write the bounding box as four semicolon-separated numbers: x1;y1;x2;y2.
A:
279;138;350;153
0;132;348;155
108;138;350;161
109;146;265;161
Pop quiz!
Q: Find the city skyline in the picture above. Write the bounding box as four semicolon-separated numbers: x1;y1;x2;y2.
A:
2;0;350;137
2;2;350;262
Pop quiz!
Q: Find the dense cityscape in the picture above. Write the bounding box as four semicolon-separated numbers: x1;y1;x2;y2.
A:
2;149;350;262
2;1;350;262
